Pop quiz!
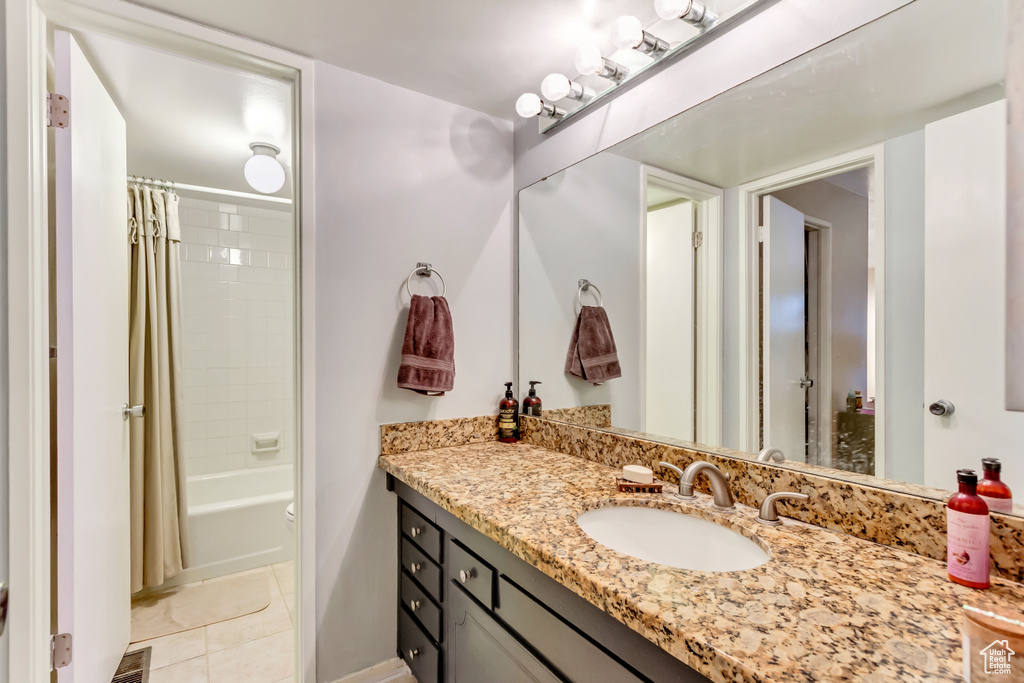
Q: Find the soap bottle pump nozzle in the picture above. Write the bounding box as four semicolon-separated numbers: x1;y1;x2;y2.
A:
504;382;514;398
528;380;542;396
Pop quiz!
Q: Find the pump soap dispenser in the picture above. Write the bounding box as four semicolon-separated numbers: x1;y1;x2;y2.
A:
522;381;543;417
499;382;519;443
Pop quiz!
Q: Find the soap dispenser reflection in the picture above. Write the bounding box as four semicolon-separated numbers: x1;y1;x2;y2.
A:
522;381;543;417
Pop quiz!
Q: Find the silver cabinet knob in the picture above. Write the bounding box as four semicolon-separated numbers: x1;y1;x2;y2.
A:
408;562;422;574
410;526;422;538
122;403;145;420
407;649;419;660
459;568;475;583
929;399;955;416
409;599;421;611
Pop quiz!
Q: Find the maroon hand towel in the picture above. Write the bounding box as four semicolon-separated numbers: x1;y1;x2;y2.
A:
565;305;621;385
398;295;455;395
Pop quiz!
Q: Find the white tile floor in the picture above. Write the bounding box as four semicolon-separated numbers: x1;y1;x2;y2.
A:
129;562;295;683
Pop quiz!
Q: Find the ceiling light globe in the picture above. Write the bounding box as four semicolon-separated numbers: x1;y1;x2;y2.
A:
611;16;644;50
574;44;604;76
541;74;572;102
515;93;543;118
243;149;285;194
654;0;691;20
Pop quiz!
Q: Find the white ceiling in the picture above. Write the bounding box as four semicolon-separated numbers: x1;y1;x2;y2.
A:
127;0;672;119
608;0;1006;188
75;30;293;197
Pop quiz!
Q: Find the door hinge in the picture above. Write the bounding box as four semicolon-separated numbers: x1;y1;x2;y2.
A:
51;633;72;671
758;225;766;243
47;92;70;129
692;231;703;248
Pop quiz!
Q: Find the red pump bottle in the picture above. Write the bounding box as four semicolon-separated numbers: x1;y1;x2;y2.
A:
947;469;990;589
498;382;519;443
977;458;1013;514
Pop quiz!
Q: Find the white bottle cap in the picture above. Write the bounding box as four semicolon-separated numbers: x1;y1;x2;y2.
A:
622;465;653;485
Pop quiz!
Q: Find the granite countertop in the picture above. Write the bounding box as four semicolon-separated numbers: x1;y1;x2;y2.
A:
378;441;1024;683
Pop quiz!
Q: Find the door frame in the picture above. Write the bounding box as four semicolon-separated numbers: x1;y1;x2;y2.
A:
640;166;723;445
5;1;318;680
802;216;833;468
736;145;885;475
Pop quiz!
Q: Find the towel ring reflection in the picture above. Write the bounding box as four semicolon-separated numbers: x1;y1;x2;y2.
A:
406;262;446;298
575;279;603;309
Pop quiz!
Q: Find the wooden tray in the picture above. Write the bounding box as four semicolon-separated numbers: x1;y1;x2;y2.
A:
615;477;664;494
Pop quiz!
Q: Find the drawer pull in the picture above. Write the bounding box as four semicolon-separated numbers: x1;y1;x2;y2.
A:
409;599;421;611
459;568;476;583
410;526;423;538
407;648;419;660
409;562;422;574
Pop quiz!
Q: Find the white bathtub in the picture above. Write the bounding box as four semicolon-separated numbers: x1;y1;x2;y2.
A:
157;464;294;588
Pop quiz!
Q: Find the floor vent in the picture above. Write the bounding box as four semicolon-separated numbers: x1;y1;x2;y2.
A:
112;646;150;683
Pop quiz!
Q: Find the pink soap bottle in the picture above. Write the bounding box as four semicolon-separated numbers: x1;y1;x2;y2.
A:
947;469;990;590
977;458;1013;514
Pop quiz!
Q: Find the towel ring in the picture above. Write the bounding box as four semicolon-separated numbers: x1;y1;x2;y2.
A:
406;263;446;298
575;279;603;309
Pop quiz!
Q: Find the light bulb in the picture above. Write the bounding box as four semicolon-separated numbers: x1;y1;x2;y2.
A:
611;16;644;50
541;74;572;101
243;143;285;194
574;44;605;76
655;0;691;20
515;93;543;118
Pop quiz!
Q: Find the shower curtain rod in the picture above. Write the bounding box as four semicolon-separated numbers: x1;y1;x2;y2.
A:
127;175;292;205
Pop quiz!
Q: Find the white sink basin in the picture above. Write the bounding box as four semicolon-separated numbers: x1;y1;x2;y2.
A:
577;506;769;572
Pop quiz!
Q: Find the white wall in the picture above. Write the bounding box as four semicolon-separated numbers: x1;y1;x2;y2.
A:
518;153;642;429
773;180;869;415
312;61;513;681
178;196;295;476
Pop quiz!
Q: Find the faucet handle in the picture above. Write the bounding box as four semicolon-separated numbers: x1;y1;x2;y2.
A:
657;462;686;496
757;491;809;526
757;447;785;463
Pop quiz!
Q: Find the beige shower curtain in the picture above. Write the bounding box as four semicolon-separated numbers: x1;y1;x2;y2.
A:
127;185;190;593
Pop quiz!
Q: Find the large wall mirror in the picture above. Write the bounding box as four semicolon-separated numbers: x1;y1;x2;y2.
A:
518;0;1022;514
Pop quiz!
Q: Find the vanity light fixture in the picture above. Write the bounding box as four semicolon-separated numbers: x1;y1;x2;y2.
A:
611;15;669;55
243;142;285;194
515;92;566;120
540;73;596;103
654;0;718;29
574;45;629;83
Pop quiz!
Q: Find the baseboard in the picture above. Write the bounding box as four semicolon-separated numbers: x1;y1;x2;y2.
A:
332;657;413;683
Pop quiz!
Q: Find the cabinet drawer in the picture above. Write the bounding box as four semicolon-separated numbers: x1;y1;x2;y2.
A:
448;539;494;609
401;571;442;643
401;502;442;561
497;576;645;683
399;606;440;683
402;537;443;600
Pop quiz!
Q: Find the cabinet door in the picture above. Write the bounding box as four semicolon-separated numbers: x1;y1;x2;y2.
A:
447;587;561;683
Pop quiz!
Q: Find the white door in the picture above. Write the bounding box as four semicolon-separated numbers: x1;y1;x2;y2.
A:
762;195;807;462
645;201;696;440
923;99;1024;494
54;31;131;682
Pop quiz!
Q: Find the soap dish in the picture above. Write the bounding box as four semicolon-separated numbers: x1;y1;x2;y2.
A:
615;477;664;494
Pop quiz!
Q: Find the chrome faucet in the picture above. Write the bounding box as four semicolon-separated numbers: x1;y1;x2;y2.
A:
658;461;735;510
757;447;785;463
757;491;809;525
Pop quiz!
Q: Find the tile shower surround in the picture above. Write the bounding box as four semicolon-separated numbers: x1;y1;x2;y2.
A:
379;410;1024;584
178;196;295;476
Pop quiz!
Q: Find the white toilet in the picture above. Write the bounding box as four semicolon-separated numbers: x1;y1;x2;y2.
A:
285;501;295;535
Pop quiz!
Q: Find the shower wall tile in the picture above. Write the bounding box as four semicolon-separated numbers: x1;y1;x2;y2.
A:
178;195;296;477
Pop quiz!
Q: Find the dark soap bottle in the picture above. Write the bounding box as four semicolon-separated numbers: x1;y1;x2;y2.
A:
522;381;543;417
498;382;519;443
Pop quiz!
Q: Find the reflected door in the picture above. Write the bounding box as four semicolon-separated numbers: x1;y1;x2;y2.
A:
762;196;807;463
54;31;131;682
923;100;1024;495
645;201;695;440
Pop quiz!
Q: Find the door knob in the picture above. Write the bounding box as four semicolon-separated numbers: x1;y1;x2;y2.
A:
929;399;955;416
122;403;145;420
799;375;814;389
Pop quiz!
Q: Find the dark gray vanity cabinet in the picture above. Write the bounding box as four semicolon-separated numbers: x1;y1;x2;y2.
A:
388;475;710;683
